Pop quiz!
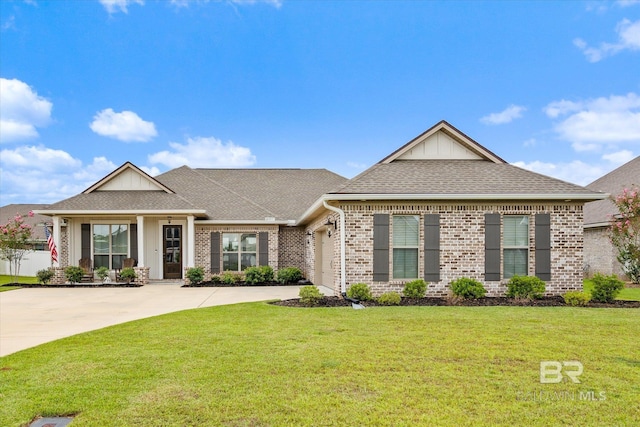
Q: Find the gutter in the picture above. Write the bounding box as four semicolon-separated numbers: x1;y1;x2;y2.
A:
322;200;347;295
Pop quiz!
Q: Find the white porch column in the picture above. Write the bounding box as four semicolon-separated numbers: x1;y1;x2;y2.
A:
52;216;61;267
187;215;195;268
136;216;145;267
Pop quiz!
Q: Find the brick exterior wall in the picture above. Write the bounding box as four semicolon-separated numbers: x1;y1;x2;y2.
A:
194;225;279;281
278;226;306;271
305;201;586;297
584;226;625;278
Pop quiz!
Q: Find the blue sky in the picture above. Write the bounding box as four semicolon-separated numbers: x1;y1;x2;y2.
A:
1;0;639;205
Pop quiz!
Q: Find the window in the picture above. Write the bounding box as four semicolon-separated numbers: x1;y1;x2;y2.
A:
93;224;128;269
393;215;419;279
503;216;529;278
222;233;256;271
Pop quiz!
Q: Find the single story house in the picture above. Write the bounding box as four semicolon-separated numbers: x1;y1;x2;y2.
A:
37;121;606;295
583;156;640;279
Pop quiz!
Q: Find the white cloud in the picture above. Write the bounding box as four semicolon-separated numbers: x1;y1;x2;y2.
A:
602;149;636;164
148;136;256;168
170;0;282;8
0;146;119;203
347;161;368;170
575;18;640;62
0;78;52;143
480;105;526;125
617;0;640;7
513;160;608;186
140;165;161;176
544;93;640;151
90;108;157;142
99;0;144;14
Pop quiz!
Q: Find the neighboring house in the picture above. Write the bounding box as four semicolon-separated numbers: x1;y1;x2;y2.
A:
583;156;640;279
0;204;54;276
37;121;605;295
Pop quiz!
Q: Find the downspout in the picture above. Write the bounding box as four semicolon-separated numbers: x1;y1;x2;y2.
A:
322;199;346;295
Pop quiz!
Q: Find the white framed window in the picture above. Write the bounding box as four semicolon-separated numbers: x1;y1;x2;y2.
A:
503;216;529;278
222;233;257;271
93;224;128;269
393;215;419;279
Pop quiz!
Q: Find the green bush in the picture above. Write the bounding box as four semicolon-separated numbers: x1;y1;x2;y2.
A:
96;266;110;282
590;273;625;303
119;267;137;283
186;267;205;285
403;279;427;298
64;266;84;284
245;265;275;284
276;267;303;284
377;291;401;306
346;283;373;301
563;291;591;306
299;285;323;306
221;271;242;285
36;268;54;285
506;276;546;299
450;277;487;299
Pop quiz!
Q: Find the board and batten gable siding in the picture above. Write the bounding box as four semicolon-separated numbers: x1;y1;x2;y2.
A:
94;168;165;191
338;202;583;297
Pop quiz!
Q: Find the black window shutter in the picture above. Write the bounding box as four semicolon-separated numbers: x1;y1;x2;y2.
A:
130;224;138;261
424;214;440;282
259;232;269;266
373;214;390;282
484;213;501;281
210;232;221;274
81;224;91;260
535;213;551;281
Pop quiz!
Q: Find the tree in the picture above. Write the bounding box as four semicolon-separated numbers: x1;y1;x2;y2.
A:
610;186;640;284
0;211;35;284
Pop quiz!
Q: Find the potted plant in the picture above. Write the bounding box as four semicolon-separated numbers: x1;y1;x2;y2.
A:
119;267;137;284
96;266;110;283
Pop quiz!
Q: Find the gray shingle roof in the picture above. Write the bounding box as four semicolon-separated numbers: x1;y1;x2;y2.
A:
331;160;603;197
584;157;640;226
45;191;197;212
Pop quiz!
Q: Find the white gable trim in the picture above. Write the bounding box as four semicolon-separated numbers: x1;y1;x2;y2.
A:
83;162;174;194
381;120;505;164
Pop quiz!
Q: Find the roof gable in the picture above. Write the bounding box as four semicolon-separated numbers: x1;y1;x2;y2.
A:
381;120;505;164
83;162;174;194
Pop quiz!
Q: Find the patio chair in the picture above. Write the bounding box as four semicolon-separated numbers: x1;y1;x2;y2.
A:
79;258;94;283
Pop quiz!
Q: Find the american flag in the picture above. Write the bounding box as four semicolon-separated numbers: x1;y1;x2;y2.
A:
44;225;58;263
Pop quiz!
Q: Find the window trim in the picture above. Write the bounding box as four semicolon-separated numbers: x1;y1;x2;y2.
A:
222;232;257;272
502;215;529;278
392;215;420;280
90;221;131;270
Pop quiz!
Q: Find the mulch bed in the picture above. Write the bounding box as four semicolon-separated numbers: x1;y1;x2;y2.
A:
272;296;640;308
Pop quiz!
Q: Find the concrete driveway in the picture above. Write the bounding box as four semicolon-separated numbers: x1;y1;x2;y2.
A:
0;284;325;357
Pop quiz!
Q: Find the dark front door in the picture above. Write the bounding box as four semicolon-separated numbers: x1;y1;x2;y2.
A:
163;225;182;279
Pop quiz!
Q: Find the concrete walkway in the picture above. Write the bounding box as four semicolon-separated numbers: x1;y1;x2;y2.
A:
0;284;332;357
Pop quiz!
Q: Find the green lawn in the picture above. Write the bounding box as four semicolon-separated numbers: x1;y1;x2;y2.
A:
0;275;39;285
1;302;638;426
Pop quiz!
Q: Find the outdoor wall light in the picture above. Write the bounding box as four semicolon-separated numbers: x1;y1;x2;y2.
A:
324;217;336;229
167;216;172;224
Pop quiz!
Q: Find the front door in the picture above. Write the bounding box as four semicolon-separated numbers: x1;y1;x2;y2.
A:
163;225;182;279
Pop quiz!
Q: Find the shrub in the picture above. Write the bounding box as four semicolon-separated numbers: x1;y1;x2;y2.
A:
590;273;625;303
506;276;546;299
119;267;137;284
36;268;54;285
276;267;303;284
96;266;110;282
210;274;221;284
450;277;487;299
186;267;205;285
245;265;275;284
299;285;323;306
221;271;242;285
563;291;591;307
377;291;401;306
64;266;84;284
403;279;427;298
346;283;373;301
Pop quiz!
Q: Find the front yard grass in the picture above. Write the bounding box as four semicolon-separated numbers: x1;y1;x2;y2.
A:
0;275;38;285
1;302;638;426
583;278;640;301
